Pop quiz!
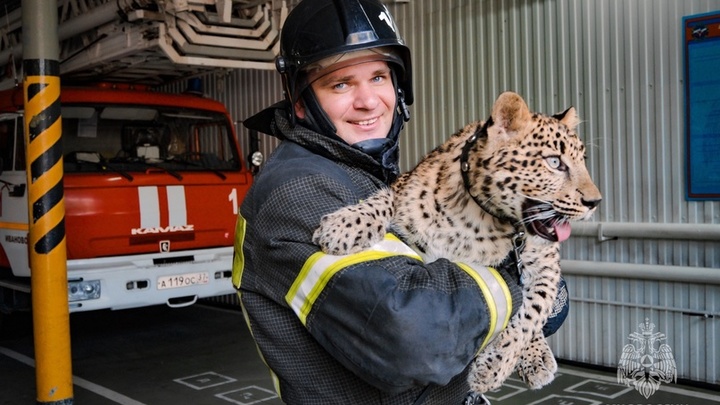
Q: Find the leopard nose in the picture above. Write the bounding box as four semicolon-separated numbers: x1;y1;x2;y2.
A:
582;197;602;209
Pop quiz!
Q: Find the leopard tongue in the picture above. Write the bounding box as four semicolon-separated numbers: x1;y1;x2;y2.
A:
554;222;572;242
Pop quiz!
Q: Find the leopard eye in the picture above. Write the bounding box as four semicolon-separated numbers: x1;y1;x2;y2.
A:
546;156;567;171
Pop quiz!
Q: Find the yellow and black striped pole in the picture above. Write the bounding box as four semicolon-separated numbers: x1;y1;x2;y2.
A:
22;0;74;403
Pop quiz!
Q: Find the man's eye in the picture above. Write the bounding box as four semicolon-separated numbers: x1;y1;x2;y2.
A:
333;82;347;90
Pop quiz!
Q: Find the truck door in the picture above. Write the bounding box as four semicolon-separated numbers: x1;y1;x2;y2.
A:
0;115;30;276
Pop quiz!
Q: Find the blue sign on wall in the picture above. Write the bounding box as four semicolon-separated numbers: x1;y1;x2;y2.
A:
684;11;720;200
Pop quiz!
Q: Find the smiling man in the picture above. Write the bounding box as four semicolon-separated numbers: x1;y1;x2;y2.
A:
297;58;396;145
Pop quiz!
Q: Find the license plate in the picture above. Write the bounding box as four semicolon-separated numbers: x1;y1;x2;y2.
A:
157;272;209;290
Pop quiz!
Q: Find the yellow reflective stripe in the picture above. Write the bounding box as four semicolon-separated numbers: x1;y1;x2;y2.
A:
231;215;247;289
236;296;282;400
287;234;422;325
232;215;282;400
456;263;513;352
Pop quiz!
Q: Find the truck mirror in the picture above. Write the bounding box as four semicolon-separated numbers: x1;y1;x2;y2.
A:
10;183;25;197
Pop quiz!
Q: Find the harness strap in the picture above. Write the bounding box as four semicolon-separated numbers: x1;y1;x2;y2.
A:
459;118;526;276
459;117;516;226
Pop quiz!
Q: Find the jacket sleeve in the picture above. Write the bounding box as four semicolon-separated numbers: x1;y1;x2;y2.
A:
237;169;523;393
542;276;569;337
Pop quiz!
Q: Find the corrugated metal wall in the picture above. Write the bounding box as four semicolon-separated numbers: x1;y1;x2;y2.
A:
187;0;720;385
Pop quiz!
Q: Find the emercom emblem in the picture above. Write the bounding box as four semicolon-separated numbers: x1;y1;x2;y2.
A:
617;318;677;399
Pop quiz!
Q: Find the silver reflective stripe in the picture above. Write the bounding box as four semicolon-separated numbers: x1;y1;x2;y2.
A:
456;262;513;351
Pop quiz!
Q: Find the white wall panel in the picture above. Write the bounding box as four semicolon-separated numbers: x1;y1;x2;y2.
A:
191;0;720;384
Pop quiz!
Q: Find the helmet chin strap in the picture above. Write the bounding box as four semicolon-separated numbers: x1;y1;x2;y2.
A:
353;86;409;157
353;137;392;156
300;89;339;138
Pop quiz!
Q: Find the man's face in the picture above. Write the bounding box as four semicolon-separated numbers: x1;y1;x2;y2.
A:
296;60;396;145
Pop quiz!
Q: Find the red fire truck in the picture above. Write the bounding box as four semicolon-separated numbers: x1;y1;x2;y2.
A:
0;82;257;312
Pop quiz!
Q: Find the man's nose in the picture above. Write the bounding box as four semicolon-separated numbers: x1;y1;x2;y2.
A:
353;84;380;110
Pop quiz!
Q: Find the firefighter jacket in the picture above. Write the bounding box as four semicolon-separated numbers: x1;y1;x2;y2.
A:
233;104;565;404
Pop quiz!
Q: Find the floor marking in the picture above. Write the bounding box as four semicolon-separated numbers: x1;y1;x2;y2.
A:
564;379;633;399
216;385;278;405
0;346;147;405
558;365;720;402
526;394;602;405
174;371;236;390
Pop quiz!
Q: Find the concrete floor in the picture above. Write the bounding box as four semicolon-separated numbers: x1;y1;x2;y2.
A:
1;304;283;405
1;303;718;405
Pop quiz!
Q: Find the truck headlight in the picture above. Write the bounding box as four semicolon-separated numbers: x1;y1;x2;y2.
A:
68;280;101;302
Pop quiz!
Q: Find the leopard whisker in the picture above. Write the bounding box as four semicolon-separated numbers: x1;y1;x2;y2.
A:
517;193;552;206
518;197;559;227
520;211;556;226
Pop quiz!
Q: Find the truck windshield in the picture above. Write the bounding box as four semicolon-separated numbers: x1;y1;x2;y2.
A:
61;104;239;175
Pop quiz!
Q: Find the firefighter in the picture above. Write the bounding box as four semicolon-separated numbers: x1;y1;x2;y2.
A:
233;0;568;403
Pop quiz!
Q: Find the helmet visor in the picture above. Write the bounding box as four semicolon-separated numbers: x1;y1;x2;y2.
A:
302;46;405;88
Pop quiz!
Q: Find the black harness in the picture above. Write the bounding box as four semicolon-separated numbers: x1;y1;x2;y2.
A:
458;118;526;277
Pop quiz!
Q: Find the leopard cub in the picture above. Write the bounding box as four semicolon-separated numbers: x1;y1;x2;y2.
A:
313;91;601;394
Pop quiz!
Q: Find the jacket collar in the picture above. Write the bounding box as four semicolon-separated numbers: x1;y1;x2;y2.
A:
244;101;399;184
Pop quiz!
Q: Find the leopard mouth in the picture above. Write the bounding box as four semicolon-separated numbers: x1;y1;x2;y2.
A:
521;200;572;242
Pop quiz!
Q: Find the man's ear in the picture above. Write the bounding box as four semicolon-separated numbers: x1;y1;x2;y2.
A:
294;100;306;119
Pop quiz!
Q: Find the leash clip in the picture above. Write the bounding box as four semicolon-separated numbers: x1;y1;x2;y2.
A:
463;392;491;405
511;231;526;277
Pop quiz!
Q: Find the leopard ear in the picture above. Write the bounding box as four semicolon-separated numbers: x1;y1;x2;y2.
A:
490;92;531;135
553;107;580;130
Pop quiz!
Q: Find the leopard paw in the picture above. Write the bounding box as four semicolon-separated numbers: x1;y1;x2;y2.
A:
312;189;396;255
312;204;387;255
467;359;497;393
467;346;517;393
517;355;556;389
516;335;557;389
